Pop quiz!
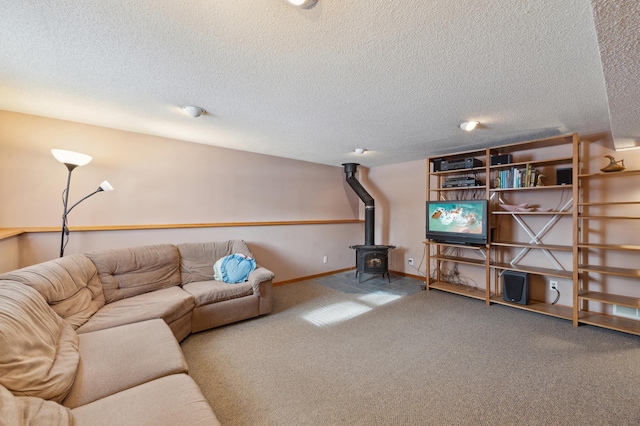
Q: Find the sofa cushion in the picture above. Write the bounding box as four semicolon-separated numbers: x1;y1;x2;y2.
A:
0;384;74;426
71;374;221;426
63;319;189;408
85;244;181;303
0;281;79;403
182;280;254;307
75;286;195;334
0;254;105;329
177;240;254;284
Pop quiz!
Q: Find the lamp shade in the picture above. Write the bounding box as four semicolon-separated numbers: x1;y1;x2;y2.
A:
99;180;114;191
51;149;92;166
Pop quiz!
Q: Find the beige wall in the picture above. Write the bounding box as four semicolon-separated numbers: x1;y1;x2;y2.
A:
366;160;427;277
0;111;360;227
0;110;367;281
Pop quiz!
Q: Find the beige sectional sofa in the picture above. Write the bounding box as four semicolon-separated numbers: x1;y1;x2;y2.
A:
0;240;274;425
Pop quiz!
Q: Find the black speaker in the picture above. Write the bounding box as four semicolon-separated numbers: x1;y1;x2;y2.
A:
432;158;443;172
556;167;572;185
502;271;529;305
490;154;513;166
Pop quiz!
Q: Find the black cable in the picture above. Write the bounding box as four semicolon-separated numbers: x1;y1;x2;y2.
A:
551;288;560;305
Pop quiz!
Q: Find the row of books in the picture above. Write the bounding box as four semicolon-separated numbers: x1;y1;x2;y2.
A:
495;164;540;188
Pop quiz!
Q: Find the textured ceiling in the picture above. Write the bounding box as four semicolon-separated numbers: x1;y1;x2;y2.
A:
0;0;637;167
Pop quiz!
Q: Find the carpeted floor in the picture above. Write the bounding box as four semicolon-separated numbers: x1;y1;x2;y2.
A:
181;272;640;425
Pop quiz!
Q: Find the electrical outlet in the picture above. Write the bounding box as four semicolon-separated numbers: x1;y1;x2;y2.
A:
550;280;558;290
323;256;328;264
408;258;414;265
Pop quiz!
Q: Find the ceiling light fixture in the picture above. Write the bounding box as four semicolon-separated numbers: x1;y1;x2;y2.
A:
460;121;479;131
182;105;205;118
287;0;318;9
354;148;366;155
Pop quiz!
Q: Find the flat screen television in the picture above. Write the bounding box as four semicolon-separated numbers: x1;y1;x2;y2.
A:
426;200;488;245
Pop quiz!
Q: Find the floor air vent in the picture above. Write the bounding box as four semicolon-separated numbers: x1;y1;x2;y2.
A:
612;305;640;321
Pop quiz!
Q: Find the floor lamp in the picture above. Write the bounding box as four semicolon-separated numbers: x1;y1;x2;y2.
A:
52;149;114;257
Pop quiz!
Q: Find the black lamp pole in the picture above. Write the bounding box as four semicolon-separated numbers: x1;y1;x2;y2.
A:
58;166;111;257
59;163;77;257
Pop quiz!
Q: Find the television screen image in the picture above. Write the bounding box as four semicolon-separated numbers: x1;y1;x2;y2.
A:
426;200;488;245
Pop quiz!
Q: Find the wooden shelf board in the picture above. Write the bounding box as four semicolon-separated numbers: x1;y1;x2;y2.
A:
579;215;640;220
491;262;573;279
489;156;573;170
492;241;573;251
579;201;640;206
579;243;640;251
578;169;640;179
493;211;572;215
425;241;487;250
490;296;573;320
578;312;640;336
578;264;640;278
490;184;572;192
579;291;640;309
431;255;486;267
429;281;487;301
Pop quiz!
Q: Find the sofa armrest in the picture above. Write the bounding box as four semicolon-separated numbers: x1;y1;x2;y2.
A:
247;266;275;296
0;384;73;426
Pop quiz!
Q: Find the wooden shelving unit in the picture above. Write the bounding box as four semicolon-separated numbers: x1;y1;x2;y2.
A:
425;147;492;304
426;134;581;327
576;153;640;335
425;134;640;336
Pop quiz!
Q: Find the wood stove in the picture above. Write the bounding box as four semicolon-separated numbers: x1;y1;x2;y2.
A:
342;163;395;282
350;244;395;282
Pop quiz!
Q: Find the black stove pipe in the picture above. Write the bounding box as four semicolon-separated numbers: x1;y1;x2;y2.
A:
342;163;374;246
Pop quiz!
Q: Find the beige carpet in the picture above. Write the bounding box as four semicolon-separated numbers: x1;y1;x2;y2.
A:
181;275;640;425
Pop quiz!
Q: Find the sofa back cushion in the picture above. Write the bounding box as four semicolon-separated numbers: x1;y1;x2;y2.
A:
0;281;79;403
0;254;105;329
177;240;254;284
85;244;181;303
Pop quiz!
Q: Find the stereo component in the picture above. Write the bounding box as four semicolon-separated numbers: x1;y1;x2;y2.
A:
440;157;483;171
490;154;513;166
442;177;482;188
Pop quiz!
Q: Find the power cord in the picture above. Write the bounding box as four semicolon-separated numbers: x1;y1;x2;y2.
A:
412;243;427;278
551;288;560;305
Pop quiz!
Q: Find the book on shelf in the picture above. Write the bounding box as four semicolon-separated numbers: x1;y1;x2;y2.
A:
495;164;539;189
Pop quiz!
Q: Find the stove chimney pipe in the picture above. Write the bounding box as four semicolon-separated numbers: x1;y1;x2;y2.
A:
342;163;374;246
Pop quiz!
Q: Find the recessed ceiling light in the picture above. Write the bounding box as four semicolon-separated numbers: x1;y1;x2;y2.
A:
182;105;205;118
287;0;318;9
460;121;479;131
354;148;366;155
